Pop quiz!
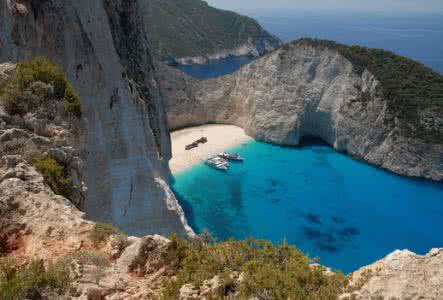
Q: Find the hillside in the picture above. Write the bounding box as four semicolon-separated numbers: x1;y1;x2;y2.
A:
160;39;443;181
141;0;282;63
293;39;443;143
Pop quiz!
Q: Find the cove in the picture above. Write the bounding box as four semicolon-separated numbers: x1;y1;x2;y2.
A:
175;55;254;79
171;139;443;273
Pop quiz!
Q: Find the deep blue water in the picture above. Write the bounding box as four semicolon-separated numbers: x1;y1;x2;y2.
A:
175;56;254;79
252;12;443;75
177;12;443;78
172;140;443;273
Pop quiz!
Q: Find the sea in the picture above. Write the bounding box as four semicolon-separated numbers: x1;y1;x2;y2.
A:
171;12;443;273
176;11;443;78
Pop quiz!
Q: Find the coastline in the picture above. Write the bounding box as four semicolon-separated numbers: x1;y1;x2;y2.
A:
169;124;253;175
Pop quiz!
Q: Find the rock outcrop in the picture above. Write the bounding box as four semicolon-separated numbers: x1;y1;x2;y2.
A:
342;248;443;300
0;157;169;298
160;40;443;181
0;0;192;236
0;62;86;207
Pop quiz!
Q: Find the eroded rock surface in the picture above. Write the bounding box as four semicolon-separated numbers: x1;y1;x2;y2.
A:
342;249;443;300
160;41;443;181
0;161;169;298
0;0;192;236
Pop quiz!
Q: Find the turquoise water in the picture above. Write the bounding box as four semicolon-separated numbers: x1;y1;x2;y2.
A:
171;140;443;273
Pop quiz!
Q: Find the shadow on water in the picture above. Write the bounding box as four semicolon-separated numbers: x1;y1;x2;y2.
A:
171;186;200;233
171;170;250;239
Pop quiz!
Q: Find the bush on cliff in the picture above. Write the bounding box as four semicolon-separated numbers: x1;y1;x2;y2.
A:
31;152;71;198
161;234;348;299
90;223;125;246
0;257;70;300
0;57;81;117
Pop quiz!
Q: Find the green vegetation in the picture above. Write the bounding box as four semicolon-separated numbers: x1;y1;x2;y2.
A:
0;56;81;117
63;84;82;117
144;0;279;58
0;257;70;300
90;223;124;245
31;152;71;198
294;39;443;142
58;250;109;268
161;234;348;299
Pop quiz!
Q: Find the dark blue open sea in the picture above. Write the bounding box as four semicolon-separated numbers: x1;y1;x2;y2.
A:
176;12;443;78
171;13;443;273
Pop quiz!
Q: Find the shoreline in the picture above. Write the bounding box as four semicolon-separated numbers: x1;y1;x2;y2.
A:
169;124;253;175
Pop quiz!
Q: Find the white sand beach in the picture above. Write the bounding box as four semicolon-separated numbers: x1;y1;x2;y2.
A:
169;124;253;174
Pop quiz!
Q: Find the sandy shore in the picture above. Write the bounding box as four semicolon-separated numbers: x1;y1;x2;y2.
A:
169;124;253;174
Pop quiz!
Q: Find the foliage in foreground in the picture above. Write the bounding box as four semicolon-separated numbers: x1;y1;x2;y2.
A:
31;152;71;198
0;257;70;300
0;56;81;117
161;234;348;300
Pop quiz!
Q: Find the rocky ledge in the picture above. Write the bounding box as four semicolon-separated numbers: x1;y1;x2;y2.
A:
160;39;443;182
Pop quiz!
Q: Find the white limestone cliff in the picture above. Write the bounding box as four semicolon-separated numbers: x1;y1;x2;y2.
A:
0;0;192;236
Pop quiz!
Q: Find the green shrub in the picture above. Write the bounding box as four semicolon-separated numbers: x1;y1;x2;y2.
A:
90;223;124;245
31;152;71;198
161;234;348;299
64;84;82;117
0;257;70;300
15;56;66;97
0;56;81;117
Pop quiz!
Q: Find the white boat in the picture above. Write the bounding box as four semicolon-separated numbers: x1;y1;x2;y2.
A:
205;156;229;171
218;152;244;161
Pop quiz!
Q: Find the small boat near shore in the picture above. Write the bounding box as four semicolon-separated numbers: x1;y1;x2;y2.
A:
218;152;244;161
205;156;229;171
185;137;208;150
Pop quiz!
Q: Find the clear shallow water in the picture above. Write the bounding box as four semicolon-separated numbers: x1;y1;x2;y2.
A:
172;140;443;273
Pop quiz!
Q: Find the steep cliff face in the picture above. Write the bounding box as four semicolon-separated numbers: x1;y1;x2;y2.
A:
0;0;192;236
161;40;443;181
